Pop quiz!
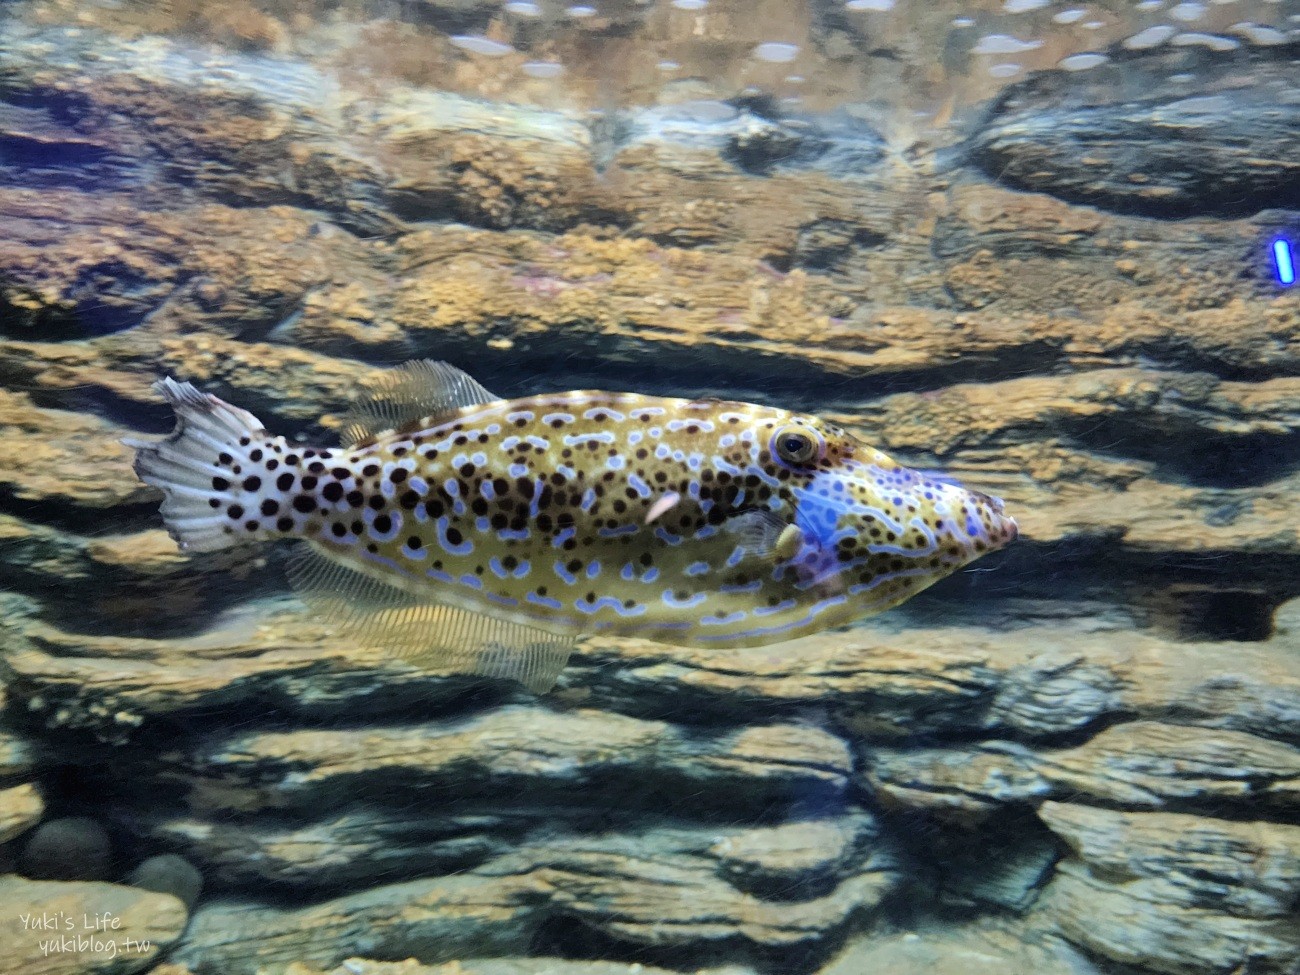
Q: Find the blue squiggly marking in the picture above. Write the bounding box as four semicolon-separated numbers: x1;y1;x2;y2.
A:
598;523;640;538
754;598;796;617
563;431;615;446
662;589;707;609
701;610;747;626
436;517;473;555
365;507;403;542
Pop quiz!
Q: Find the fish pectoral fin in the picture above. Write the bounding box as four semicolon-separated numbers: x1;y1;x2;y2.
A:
287;544;573;694
721;508;804;561
340;360;501;448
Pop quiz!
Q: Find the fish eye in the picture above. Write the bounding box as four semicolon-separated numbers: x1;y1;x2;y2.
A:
772;426;820;466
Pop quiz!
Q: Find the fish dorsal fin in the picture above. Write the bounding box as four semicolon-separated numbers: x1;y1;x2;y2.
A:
341;360;501;448
286;543;573;693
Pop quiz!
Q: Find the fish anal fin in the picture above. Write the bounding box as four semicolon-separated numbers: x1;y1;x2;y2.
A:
286;544;572;693
340;360;501;449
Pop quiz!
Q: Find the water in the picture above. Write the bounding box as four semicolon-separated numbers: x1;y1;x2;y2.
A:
0;1;1297;974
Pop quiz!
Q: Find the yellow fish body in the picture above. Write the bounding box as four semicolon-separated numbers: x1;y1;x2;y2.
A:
126;361;1017;691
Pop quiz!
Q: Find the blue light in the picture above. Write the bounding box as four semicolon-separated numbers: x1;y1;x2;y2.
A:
1274;238;1296;286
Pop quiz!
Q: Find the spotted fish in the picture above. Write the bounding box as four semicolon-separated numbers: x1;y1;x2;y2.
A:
125;361;1017;692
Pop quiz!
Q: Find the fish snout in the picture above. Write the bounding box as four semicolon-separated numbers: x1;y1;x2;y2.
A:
978;493;1018;550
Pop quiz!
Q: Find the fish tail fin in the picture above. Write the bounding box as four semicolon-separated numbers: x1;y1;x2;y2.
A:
123;377;287;554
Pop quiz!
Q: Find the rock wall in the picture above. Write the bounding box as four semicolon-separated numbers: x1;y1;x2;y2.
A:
0;11;1297;975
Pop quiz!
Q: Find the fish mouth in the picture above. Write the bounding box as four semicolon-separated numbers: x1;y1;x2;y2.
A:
987;494;1017;543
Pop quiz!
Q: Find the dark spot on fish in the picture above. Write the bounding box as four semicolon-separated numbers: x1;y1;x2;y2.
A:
363;464;380;477
277;516;293;531
245;520;259;531
567;558;582;574
407;536;423;549
293;496;315;513
332;467;349;479
266;459;279;471
373;514;392;534
240;437;251;447
261;499;279;516
277;472;295;491
347;490;364;507
209;499;220;508
331;522;347;538
308;461;326;474
393;446;408;457
401;490;420;509
250;449;263;462
460;464;474;477
301;476;318;491
228;505;244;519
369;495;385;511
446;527;464;545
391;468;408;483
218;452;233;465
243;476;262;492
322;482;344;503
285;454;299;466
212;477;230;491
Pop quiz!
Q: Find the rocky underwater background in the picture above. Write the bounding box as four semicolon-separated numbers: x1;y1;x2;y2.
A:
0;0;1298;973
